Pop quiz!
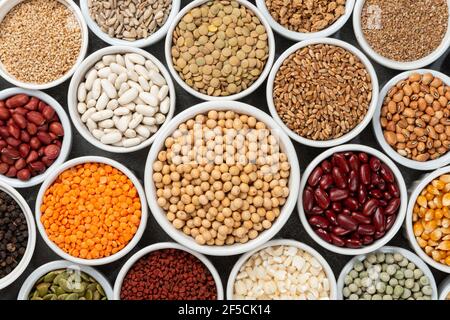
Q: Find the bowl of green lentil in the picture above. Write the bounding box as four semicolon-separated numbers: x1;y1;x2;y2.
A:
337;246;438;300
18;260;113;300
165;0;275;101
0;0;89;90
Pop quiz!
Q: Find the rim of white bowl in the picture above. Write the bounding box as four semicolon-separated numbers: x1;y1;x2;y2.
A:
298;144;408;256
337;246;438;300
0;182;36;290
226;239;337;300
266;37;379;148
406;165;450;273
255;0;355;41
145;101;300;256
0;0;89;90
0;88;72;188
67;46;176;153
80;0;181;48
439;275;450;300
164;0;276;101
35;156;148;266
372;69;450;171
353;0;450;71
17;260;114;300
113;242;224;300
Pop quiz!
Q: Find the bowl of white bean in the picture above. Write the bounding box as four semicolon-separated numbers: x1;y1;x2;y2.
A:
67;46;176;153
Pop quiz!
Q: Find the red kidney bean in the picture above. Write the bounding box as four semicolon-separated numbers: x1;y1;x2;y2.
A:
373;208;385;233
386;214;396;231
384;198;400;216
332;226;352;236
358;184;367;203
348;154;360;172
332;166;347;189
374;231;385;240
378;180;386;190
331;201;342;212
371;172;381;185
359;164;371;185
369;189;383;199
315;228;332;243
343;197;359;211
329;188;349;201
342;208;351;216
337;214;358;231
346;238;362;248
358;152;369;163
308;167;323;187
380;164;394;183
303;187;314;213
351;212;372;224
362;235;374;245
378;199;388;207
321;160;332;173
309;216;330;229
362;199;378;216
330;233;345;247
383;191;392;200
325;209;338;225
319;174;333;190
387;183;400;198
311;206;324;215
357;224;375;236
369;157;381;171
314;187;330;209
333;153;350;173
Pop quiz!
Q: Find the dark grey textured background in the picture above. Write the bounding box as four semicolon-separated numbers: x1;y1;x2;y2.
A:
1;0;449;300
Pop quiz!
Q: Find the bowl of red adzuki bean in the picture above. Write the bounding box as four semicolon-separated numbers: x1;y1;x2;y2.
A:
298;144;407;255
113;242;223;300
0;88;72;188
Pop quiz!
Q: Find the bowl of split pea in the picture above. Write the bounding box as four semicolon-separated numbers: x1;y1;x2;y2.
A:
35;156;148;266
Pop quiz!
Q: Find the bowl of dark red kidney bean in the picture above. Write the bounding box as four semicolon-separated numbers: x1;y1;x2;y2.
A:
0;182;36;290
0;88;72;188
298;144;407;255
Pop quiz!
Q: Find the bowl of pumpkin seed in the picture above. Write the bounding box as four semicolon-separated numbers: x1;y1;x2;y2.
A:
17;260;113;300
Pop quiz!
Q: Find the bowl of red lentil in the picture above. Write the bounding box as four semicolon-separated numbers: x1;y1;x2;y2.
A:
406;166;450;274
144;100;300;256
0;0;89;90
113;242;223;300
35;156;148;266
372;69;450;171
353;0;450;70
255;0;355;41
266;37;379;148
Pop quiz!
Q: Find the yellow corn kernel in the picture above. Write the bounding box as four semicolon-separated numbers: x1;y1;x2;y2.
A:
422;233;430;240
413;204;420;214
443;193;450;206
424;220;437;233
416;237;427;248
425;246;433;254
437;240;450;251
428;240;439;247
414;221;424;237
424;210;434;221
430;229;442;241
428;201;437;209
443;218;450;228
432;179;446;190
434;197;443;209
444;183;450;193
443;235;450;241
425;193;434;201
442;227;450;235
431;250;441;261
427;185;440;195
435;209;444;219
440;174;450;183
417;195;428;208
445;256;450;266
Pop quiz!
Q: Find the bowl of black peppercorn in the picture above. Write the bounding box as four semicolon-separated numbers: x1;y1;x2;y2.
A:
0;183;35;289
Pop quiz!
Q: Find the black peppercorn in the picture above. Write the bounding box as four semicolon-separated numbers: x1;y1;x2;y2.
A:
0;190;28;279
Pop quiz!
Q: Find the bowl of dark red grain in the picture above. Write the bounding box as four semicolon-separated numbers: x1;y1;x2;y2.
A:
113;242;223;300
298;144;407;255
266;37;379;148
0;182;35;290
353;0;450;70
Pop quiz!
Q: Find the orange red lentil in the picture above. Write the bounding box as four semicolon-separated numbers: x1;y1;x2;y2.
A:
40;162;142;259
413;174;450;267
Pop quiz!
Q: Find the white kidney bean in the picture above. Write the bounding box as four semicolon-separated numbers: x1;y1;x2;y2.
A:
77;52;171;148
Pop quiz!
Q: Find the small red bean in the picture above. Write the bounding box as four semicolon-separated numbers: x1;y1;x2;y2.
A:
12;114;27;129
0;163;8;174
17;168;31;181
6;94;29;109
24;97;39;111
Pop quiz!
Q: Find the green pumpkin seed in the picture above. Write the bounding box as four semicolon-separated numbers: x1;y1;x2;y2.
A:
93;291;101;300
30;296;43;300
58;278;73;292
79;297;86;300
87;283;97;291
43;294;57;300
101;297;107;300
44;271;58;283
36;282;50;297
96;284;105;296
71;282;86;294
85;290;93;300
58;294;69;300
65;293;79;300
53;273;64;285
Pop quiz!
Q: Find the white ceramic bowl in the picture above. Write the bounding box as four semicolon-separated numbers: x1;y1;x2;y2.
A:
226;239;337;300
298;144;408;256
373;69;450;171
337;246;438;300
0;88;72;188
353;0;450;70
113;242;224;300
81;0;180;48
0;182;36;290
145;101;300;256
164;0;276;101
67;46;176;153
439;276;450;300
266;38;379;148
17;260;113;300
256;0;355;41
406;166;450;273
35;156;148;266
0;0;89;90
